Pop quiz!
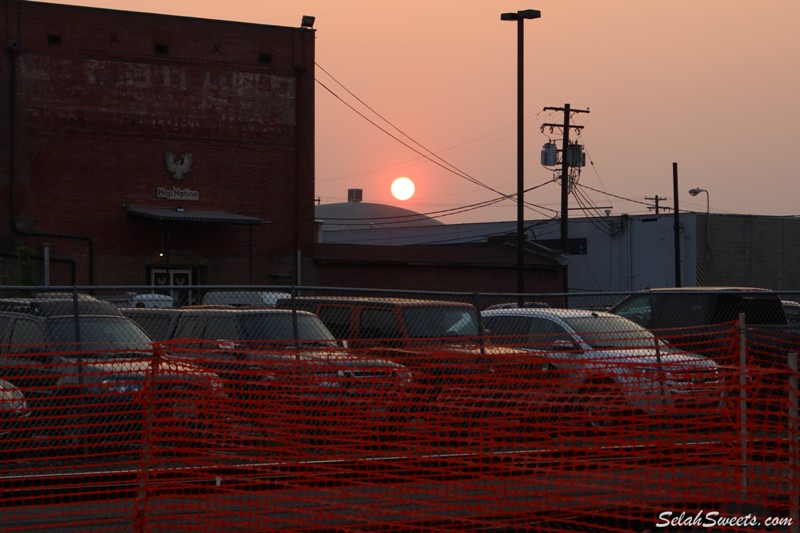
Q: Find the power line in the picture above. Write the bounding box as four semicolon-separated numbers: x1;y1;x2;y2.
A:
314;65;558;219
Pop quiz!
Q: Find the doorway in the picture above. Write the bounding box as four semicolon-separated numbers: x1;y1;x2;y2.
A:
150;268;194;305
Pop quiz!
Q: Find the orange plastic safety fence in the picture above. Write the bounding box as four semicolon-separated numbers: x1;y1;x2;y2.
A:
0;325;797;532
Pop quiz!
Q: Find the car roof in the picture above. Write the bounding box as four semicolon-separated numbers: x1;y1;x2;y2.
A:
169;307;318;317
632;286;777;293
278;296;475;308
481;307;615;319
0;296;124;317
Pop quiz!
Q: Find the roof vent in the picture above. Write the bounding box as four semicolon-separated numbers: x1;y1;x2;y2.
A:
347;189;363;203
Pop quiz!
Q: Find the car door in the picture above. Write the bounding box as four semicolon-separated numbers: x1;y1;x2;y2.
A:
483;315;531;348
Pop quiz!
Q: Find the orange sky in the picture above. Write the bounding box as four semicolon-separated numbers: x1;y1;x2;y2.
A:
37;1;800;223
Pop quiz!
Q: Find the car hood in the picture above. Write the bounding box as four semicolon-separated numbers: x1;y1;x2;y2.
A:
59;353;222;382
292;350;406;370
380;339;529;356
553;347;717;370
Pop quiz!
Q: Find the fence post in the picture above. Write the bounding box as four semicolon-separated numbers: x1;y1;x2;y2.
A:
472;293;486;353
290;285;299;345
738;312;748;496
71;286;89;455
789;352;798;533
135;344;162;533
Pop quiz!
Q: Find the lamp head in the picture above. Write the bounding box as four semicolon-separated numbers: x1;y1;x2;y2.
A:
501;9;541;21
689;187;704;197
301;15;315;28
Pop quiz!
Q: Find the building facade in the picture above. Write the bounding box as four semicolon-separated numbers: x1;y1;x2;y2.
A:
1;1;316;286
319;209;800;299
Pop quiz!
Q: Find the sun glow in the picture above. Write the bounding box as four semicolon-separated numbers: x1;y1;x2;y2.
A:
390;177;415;201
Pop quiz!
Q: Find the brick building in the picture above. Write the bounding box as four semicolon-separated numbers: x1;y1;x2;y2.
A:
1;0;316;286
1;1;565;296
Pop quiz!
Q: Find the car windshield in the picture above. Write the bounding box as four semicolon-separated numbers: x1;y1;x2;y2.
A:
403;306;481;338
239;314;337;345
46;316;154;354
562;315;660;350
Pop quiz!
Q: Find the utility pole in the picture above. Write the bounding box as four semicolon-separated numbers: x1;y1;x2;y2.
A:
646;195;668;216
542;103;589;292
672;162;682;287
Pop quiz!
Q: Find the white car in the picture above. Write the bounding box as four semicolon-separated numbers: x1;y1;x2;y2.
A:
481;308;724;428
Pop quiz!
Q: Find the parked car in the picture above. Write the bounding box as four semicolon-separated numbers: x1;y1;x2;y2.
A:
274;296;561;434
481;307;724;428
122;306;413;442
274;296;522;381
0;294;226;450
610;287;787;328
611;287;800;423
609;287;788;364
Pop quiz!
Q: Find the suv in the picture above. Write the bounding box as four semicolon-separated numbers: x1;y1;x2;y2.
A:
0;295;226;449
274;296;504;374
609;287;788;365
274;296;559;426
122;307;413;439
481;308;723;428
610;287;794;417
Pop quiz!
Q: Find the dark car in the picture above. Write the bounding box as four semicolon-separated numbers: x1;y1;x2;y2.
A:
609;287;787;365
0;295;226;450
609;287;793;419
610;287;787;329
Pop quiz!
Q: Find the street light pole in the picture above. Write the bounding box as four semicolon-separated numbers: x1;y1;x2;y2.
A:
689;187;711;251
501;8;540;300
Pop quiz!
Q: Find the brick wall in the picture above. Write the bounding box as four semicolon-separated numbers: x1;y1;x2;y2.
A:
0;0;315;285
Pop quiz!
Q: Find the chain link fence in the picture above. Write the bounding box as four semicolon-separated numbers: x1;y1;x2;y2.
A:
0;285;798;531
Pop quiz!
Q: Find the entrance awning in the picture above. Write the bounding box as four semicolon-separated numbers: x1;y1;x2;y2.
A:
126;206;265;226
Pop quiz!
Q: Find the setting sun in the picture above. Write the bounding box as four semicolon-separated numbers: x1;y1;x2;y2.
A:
390;177;415;201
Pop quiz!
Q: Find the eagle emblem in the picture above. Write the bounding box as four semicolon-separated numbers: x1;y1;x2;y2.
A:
165;152;193;180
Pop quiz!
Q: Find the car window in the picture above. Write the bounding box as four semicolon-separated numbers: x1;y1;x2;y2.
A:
562;315;659;350
359;309;398;339
127;313;176;341
9;318;48;347
0;316;12;349
483;316;530;346
239;314;336;344
315;305;352;338
174;315;205;338
729;295;787;325
527;317;572;343
203;316;240;340
612;295;652;327
44;316;152;353
654;294;714;327
402;306;481;338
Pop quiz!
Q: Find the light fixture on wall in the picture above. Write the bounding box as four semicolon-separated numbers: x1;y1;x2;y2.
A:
301;15;315;28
